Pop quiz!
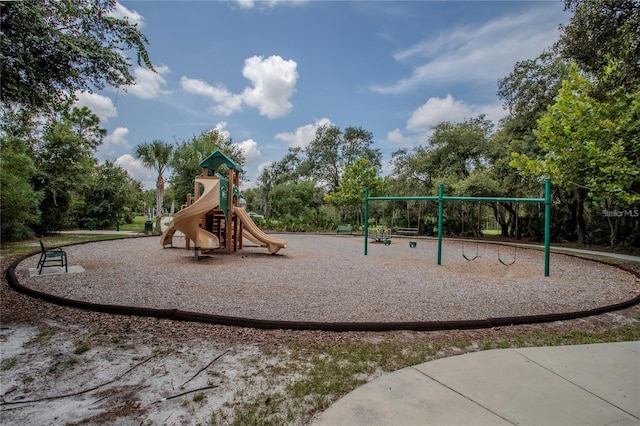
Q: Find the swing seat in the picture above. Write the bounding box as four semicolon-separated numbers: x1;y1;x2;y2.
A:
409;241;417;248
498;257;516;266
383;239;392;246
463;253;479;261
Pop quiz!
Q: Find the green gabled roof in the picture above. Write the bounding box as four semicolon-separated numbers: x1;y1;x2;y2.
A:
199;150;243;172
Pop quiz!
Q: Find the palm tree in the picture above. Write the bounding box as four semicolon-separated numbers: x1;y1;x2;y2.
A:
134;140;173;234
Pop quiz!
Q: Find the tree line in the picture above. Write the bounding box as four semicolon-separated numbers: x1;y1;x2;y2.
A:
2;0;638;250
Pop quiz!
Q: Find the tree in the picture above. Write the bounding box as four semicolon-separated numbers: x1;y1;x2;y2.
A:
425;116;493;180
0;136;41;241
1;0;154;116
304;124;381;191
255;147;303;217
497;49;570;130
75;161;143;228
559;0;640;97
134;140;173;233
31;107;104;234
269;181;323;224
324;158;384;225
511;65;640;245
170;129;244;204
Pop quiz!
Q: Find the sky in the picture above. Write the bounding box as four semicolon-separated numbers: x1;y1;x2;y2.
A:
75;0;571;190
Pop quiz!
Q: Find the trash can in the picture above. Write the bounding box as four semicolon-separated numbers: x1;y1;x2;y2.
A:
87;219;95;231
144;220;153;234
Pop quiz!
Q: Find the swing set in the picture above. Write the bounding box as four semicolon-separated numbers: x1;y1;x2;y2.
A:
460;202;519;265
363;179;552;276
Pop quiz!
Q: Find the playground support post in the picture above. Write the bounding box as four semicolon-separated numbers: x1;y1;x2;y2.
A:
437;183;444;266
364;178;551;276
364;187;369;255
544;178;551;277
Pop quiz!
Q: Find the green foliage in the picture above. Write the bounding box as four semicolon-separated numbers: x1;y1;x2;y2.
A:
325;159;383;207
0;136;42;241
560;0;640;97
134;140;174;233
74;161;143;228
169;130;244;204
31;107;103;235
512;65;640;207
304;124;381;191
511;64;640;245
269;181;323;224
0;0;154;116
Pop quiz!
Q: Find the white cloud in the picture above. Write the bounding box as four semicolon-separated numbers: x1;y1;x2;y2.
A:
241;55;298;118
391;95;508;146
234;138;261;166
275;117;333;148
387;128;416;146
407;94;473;131
115;154;156;189
73;92;117;122
126;65;171;99
233;0;308;9
105;127;130;148
111;2;145;28
97;127;130;162
181;55;298;119
212;121;232;140
372;6;566;94
181;77;244;116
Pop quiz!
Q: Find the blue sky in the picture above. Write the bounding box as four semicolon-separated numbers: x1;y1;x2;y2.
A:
75;0;571;189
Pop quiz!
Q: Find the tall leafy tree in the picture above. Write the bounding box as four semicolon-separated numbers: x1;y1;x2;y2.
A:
269;181;323;224
559;0;640;97
324;158;384;225
134;140;173;233
512;65;640;245
170;129;244;204
75;161;143;228
425;116;493;180
255;147;303;218
304;124;381;191
0;137;42;241
1;0;154;116
31;107;104;234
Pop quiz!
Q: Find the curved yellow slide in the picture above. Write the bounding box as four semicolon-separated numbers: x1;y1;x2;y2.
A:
161;178;220;249
234;207;287;254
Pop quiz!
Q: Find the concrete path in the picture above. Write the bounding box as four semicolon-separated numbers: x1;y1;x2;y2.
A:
312;341;640;426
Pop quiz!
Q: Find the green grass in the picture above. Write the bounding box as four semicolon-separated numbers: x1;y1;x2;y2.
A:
116;216;149;232
0;233;133;257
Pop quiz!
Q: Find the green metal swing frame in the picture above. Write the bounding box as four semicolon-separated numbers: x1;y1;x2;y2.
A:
364;179;552;277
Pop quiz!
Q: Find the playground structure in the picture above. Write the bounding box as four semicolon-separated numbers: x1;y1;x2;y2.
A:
364;179;552;276
160;150;286;258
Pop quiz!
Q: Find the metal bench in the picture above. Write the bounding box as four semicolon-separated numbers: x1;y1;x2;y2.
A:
394;227;418;236
37;240;68;274
336;225;353;235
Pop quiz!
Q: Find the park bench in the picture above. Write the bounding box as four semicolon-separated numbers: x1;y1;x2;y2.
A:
336;225;353;235
394;227;418;237
37;240;68;274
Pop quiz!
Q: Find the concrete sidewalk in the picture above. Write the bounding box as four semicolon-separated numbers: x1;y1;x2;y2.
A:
312;341;640;426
